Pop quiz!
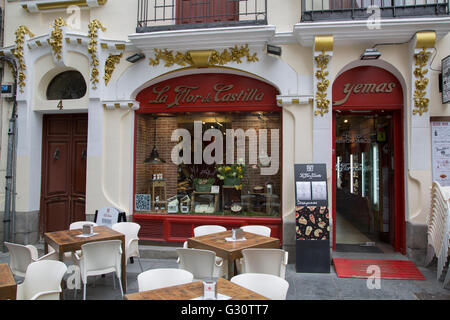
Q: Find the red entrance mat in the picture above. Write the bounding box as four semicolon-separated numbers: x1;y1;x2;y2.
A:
332;258;426;280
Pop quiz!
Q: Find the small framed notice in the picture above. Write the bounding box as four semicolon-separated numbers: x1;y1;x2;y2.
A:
94;207;126;228
211;185;220;194
442;55;450;104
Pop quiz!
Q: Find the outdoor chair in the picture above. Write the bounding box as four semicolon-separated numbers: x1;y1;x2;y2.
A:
137;268;193;292
241;225;271;237
179;225;229;277
240;248;289;279
73;240;123;300
4;241;58;279
112;222;144;272
176;248;225;280
230;273;289;300
16;260;67;300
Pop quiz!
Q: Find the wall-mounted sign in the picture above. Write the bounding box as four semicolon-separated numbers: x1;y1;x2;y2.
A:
136;73;280;113
442;55;450;104
332;66;402;108
431;121;450;186
294;164;330;273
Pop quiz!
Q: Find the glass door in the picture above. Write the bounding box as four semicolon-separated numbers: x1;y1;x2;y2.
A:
334;112;395;247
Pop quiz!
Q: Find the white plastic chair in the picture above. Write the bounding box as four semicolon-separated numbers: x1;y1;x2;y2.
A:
16;260;67;300
4;241;58;278
230;273;289;300
241;225;271;237
73;240;123;300
193;225;227;236
176;248;225;280
112;222;143;272
137;268;193;292
241;248;289;279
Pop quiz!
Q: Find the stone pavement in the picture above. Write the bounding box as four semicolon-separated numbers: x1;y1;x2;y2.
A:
1;247;449;300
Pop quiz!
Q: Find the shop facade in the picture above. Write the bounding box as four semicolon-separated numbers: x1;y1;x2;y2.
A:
1;0;450;265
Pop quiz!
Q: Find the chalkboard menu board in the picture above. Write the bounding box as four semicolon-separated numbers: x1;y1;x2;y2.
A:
294;164;330;273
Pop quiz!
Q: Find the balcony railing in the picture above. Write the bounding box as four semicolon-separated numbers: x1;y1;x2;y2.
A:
301;0;449;21
137;0;267;33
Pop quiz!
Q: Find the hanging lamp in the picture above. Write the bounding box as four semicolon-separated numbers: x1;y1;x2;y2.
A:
144;116;165;164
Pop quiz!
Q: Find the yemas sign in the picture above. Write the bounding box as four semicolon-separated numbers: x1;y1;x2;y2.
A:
332;66;402;108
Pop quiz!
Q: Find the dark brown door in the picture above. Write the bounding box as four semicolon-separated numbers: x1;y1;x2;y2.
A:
40;114;88;233
177;0;238;24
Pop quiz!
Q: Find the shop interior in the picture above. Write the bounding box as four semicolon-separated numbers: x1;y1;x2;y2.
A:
335;112;396;252
135;111;281;217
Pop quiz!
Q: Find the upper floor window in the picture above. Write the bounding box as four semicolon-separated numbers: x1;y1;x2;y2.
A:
137;0;267;32
46;70;87;100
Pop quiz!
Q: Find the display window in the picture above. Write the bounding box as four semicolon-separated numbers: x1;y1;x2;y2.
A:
134;73;281;218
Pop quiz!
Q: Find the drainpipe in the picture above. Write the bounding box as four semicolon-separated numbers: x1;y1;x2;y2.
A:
1;56;18;252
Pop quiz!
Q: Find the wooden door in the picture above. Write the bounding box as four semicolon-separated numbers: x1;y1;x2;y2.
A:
40;114;88;233
177;0;238;24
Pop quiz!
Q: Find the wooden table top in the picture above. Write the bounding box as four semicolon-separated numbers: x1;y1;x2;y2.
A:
0;263;16;300
187;230;280;260
124;277;269;300
44;225;125;251
0;264;15;288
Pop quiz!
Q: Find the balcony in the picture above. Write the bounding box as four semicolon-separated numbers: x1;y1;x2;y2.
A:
136;0;267;33
301;0;449;21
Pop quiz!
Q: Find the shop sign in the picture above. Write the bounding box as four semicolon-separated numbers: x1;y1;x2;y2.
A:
332;66;402;108
136;73;280;111
149;83;265;109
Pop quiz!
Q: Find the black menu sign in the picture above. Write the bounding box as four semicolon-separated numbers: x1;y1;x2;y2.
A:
294;164;330;273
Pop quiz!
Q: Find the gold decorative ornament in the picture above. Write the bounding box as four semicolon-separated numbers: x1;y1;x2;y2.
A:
104;53;122;85
14;25;35;93
314;35;334;52
88;19;106;89
413;49;430;116
49;17;67;60
314;50;330;116
415;31;436;49
149;44;258;68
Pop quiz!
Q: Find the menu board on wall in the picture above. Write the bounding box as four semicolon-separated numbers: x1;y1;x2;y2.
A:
431;121;450;186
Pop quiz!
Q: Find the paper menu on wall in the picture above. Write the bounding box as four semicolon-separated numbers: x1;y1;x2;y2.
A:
431;121;450;186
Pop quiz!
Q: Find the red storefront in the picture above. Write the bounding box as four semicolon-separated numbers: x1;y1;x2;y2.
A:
332;66;405;253
133;73;283;243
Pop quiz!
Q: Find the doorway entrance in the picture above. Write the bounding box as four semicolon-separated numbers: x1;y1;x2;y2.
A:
334;112;398;251
331;65;405;254
40;114;88;233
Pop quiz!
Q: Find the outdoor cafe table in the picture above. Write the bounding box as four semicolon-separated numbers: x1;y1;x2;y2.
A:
0;263;16;300
43;225;126;297
187;230;281;279
124;277;269;300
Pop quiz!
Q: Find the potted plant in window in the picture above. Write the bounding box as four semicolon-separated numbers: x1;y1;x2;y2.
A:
217;161;246;190
193;177;215;192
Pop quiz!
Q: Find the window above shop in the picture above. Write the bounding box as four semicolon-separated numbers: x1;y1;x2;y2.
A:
301;0;449;22
46;70;87;100
136;0;267;33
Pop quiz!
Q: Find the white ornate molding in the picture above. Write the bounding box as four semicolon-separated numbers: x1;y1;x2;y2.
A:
276;95;312;107
128;25;276;52
294;17;450;46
